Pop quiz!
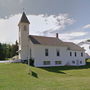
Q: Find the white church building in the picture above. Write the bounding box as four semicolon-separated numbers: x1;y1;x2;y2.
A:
18;12;86;67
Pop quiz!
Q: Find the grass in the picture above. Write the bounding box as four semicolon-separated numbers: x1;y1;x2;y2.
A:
0;60;90;90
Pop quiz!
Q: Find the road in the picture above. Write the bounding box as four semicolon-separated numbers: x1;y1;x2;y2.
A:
0;59;22;63
0;60;13;63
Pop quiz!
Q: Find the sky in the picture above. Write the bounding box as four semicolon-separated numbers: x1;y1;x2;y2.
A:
0;0;90;44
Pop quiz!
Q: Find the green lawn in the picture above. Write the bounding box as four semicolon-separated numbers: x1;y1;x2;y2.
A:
0;60;90;90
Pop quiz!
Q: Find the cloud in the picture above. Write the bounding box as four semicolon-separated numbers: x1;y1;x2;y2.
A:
67;32;87;37
83;24;90;29
19;0;23;4
68;39;87;44
0;13;88;44
0;14;20;43
59;32;87;43
41;14;74;34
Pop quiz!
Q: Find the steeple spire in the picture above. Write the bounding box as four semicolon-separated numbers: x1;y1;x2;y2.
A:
19;12;30;24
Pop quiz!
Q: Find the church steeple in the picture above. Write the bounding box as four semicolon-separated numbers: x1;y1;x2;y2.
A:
19;12;30;24
18;12;30;60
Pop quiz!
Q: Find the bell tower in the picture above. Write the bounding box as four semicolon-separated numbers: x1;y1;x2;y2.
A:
18;12;30;60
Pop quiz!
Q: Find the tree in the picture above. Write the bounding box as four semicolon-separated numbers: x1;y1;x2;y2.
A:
0;43;6;60
11;41;18;57
0;41;19;60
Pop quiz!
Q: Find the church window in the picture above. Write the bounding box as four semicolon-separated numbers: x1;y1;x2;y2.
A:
72;61;75;64
75;52;77;57
70;52;72;56
67;47;70;50
24;25;27;30
80;61;82;64
43;61;50;65
81;52;83;57
56;50;60;56
45;49;48;56
55;61;61;64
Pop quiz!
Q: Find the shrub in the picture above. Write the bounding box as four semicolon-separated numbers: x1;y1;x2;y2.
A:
30;58;34;66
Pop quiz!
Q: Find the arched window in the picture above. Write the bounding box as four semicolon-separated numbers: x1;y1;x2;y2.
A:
24;25;27;30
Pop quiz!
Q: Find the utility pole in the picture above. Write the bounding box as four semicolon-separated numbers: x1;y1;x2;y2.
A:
27;36;31;75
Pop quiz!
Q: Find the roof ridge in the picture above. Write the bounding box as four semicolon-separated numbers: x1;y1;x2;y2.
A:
29;35;60;39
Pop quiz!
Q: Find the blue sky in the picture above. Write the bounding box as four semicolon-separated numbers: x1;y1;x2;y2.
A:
0;0;90;43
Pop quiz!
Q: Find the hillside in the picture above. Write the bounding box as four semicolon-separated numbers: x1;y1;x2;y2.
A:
0;61;90;90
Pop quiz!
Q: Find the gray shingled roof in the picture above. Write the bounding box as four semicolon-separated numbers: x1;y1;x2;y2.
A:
29;35;84;51
29;35;66;46
64;42;85;51
19;12;30;24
